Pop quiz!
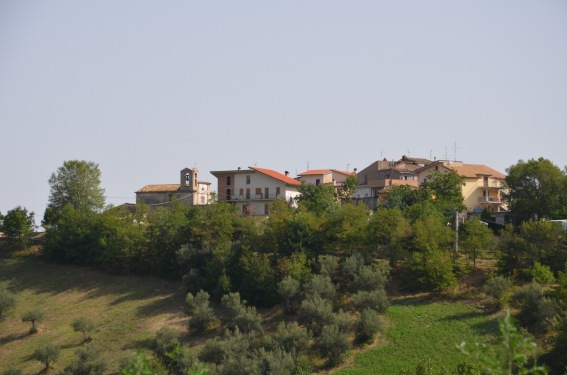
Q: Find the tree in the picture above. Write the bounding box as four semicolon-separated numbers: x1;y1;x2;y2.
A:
458;310;547;374
505;157;567;225
0;206;36;249
296;182;339;215
21;307;44;334
460;217;497;268
45;160;105;223
336;174;358;201
355;308;383;343
318;324;352;367
60;344;106;375
421;170;466;217
71;316;96;342
278;276;301;314
0;289;16;322
33;343;60;371
185;290;216;332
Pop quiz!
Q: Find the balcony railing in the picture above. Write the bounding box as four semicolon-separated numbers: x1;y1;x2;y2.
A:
478;196;502;204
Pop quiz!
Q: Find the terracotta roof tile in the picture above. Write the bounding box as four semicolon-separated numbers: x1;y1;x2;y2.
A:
298;169;332;176
250;167;301;186
448;164;506;179
136;184;181;193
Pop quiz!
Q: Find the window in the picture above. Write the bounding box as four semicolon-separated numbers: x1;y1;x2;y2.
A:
239;188;244;196
226;189;231;201
246;175;251;184
265;203;270;215
246;188;250;199
316;179;321;186
256;188;262;196
265;187;269;199
226;176;231;186
276;187;281;197
243;204;250;216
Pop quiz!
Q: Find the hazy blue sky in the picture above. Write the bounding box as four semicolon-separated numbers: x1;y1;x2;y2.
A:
1;1;566;225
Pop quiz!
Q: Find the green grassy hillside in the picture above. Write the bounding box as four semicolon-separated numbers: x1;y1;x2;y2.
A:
0;254;188;374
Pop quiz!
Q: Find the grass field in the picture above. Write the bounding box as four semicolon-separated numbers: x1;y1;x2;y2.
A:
0;253;188;374
1;252;500;374
332;297;499;374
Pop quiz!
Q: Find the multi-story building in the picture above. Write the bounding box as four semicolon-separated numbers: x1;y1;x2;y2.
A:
210;166;301;216
136;167;211;208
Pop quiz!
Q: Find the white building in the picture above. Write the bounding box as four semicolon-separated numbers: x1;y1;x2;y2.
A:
210;166;301;216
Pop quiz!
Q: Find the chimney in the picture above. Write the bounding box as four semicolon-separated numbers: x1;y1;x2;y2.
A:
285;171;289;176
353;168;357;173
238;167;241;170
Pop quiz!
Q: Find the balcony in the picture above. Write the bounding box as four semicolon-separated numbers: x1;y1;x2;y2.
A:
478;196;502;204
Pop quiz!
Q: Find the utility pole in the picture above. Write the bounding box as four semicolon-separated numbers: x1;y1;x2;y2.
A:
455;211;459;254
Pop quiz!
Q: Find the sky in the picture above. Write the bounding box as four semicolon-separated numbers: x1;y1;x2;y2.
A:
1;1;566;226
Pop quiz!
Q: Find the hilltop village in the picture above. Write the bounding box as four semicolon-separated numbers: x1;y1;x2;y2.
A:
136;155;507;223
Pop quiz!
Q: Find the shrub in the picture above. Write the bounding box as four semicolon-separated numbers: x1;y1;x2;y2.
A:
318;324;352;367
513;282;544;327
278;276;301;314
342;253;365;278
303;274;336;300
172;346;200;375
349;265;388;292
199;328;250;365
154;327;181;365
484;276;513;307
258;348;296;375
2;366;22;375
220;292;263;333
355;308;383;343
271;321;311;356
525;262;556;284
297;296;335;336
353;289;389;314
316;255;339;278
186;290;215;332
535;297;559;332
333;309;352;334
0;289;16;322
60;344;106;375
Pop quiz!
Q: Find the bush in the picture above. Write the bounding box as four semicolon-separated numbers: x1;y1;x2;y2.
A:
271;321;311;356
355;308;383;343
0;289;16;322
316;255;339;278
484;276;513;307
349;265;388;292
60;344;106;375
342;253;365;279
172;346;200;375
297;296;335;336
186;290;215;332
535;297;559;332
220;292;263;333
278;276;301;314
318;324;352;367
154;327;181;365
2;366;22;375
513;282;544;327
353;289;389;314
199;328;250;365
525;262;556;284
258;348;296;375
303;274;336;300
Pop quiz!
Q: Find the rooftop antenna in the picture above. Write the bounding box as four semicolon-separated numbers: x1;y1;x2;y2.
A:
444;147;449;160
452;141;460;161
307;161;309;170
407;148;411;156
346;163;350;172
429;150;432;159
380;150;383;159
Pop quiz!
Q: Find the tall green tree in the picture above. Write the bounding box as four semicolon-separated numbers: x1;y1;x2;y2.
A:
505;157;567;225
0;206;36;248
460;218;497;268
296;182;339;215
421;170;466;218
44;160;105;224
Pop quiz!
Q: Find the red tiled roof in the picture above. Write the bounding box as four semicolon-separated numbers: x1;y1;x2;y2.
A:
298;169;354;176
298;169;332;176
136;184;181;193
448;164;506;179
250;167;301;186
